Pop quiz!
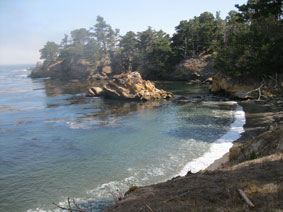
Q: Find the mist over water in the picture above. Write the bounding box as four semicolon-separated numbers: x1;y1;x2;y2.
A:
0;65;244;212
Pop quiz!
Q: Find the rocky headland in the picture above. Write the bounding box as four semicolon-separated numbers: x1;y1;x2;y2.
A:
29;59;115;81
29;54;216;83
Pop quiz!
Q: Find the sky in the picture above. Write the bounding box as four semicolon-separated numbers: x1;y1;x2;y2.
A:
0;0;247;65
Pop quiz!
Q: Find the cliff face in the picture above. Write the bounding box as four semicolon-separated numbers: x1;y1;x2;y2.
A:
210;73;283;100
160;54;216;82
209;73;258;99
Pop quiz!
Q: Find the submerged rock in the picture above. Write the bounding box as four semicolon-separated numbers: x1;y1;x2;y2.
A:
88;72;173;101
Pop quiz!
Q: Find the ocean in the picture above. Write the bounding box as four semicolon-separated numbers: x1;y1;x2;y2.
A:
0;65;245;212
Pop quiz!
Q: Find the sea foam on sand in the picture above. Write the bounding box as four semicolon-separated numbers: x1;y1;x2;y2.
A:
178;102;246;176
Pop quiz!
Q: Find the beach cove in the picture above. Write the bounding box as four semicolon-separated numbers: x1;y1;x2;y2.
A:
0;65;248;212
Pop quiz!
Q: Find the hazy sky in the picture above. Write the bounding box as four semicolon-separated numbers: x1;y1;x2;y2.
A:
0;0;247;65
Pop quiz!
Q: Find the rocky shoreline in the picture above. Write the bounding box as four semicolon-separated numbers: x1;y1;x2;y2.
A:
104;98;283;212
208;99;283;170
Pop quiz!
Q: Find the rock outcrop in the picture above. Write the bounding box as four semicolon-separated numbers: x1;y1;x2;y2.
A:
209;73;275;99
88;72;173;100
209;73;255;99
229;126;283;163
162;54;216;82
87;65;113;81
29;59;113;80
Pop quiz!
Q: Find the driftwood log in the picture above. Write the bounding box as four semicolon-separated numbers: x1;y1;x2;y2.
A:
238;189;255;208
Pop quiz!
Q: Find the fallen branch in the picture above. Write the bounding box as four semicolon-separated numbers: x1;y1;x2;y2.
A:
247;80;266;101
52;197;87;212
238;189;255;208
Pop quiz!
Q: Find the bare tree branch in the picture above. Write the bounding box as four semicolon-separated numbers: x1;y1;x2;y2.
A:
53;198;87;212
247;80;267;101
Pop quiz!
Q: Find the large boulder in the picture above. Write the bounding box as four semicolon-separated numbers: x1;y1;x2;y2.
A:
88;87;104;96
88;72;173;101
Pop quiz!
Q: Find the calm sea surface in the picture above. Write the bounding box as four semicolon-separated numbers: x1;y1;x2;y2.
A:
0;65;243;212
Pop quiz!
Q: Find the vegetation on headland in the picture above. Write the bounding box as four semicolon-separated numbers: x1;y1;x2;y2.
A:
31;0;283;82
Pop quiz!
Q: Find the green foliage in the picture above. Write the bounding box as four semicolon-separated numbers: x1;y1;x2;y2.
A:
249;151;257;160
56;16;119;66
214;0;283;75
146;30;173;73
60;34;69;47
90;16;118;54
38;3;283;78
40;41;60;63
236;0;283;21
171;12;219;62
59;44;84;63
119;31;138;71
127;186;139;193
70;28;89;45
83;39;100;63
114;27;173;75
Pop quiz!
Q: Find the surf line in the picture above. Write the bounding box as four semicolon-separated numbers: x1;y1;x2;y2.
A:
178;101;246;176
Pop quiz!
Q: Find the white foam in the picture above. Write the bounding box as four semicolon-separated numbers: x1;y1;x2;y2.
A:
17;74;28;77
66;121;89;129
27;208;61;212
178;101;245;176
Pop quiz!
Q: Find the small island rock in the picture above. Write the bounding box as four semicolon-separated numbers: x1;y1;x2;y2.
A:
88;72;173;101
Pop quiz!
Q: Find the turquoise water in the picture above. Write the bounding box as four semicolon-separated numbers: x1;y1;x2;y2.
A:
0;65;240;212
